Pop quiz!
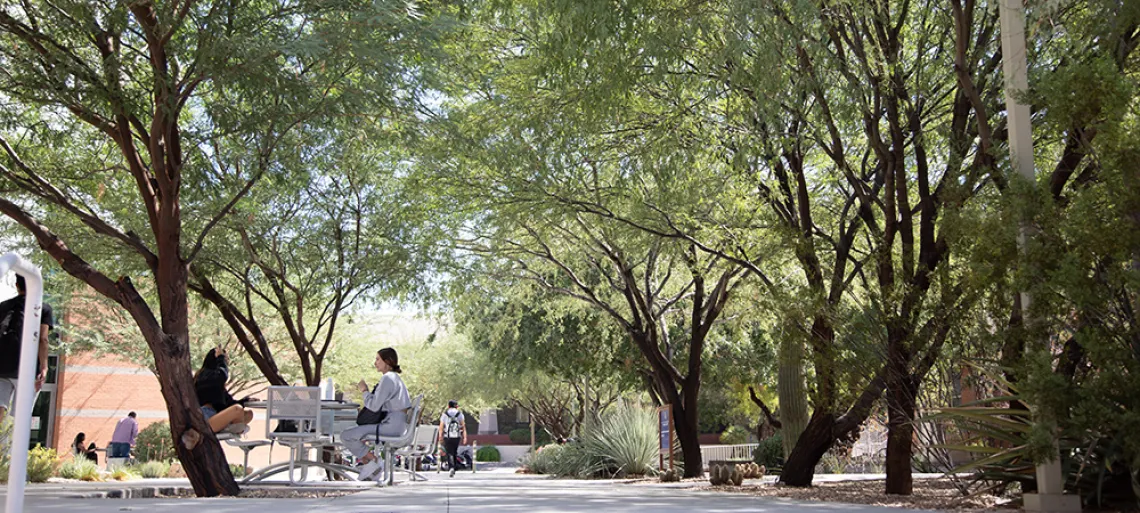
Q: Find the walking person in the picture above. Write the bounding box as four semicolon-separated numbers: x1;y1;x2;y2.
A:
340;347;411;482
194;348;255;434
438;399;467;477
108;411;138;460
0;275;54;421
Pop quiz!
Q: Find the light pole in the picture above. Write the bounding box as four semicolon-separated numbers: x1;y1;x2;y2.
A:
996;2;1080;512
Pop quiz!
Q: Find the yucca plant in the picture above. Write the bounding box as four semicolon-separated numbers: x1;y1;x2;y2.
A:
578;402;659;477
58;458;102;481
923;362;1137;506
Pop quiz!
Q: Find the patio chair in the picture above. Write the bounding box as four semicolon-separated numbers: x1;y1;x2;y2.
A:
262;386;323;483
394;424;438;481
363;393;424;486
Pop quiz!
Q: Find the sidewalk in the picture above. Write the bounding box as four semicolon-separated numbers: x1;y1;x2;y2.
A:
3;468;942;513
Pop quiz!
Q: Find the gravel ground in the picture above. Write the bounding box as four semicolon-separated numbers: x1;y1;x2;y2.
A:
702;478;1013;511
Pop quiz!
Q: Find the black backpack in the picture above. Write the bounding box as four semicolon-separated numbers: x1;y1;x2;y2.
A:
0;301;25;376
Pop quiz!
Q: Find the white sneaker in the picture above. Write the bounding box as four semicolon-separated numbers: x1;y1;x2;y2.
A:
357;461;383;482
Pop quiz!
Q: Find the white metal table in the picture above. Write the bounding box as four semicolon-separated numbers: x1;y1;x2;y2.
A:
239;399;360;483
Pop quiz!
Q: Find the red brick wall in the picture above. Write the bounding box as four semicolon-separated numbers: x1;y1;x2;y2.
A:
53;350;293;467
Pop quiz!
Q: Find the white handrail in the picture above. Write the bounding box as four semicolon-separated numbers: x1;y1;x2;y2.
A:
1;253;43;513
700;443;759;467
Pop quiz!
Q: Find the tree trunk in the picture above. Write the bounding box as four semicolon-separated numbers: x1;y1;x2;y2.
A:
778;335;809;459
673;400;703;478
121;278;239;497
780;410;837;486
884;327;918;495
884;375;918;495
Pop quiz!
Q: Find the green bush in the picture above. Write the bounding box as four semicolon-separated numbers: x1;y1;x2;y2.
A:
229;463;246;478
753;432;783;470
26;446;61;482
720;425;749;445
508;427;552;445
0;418;10;482
475;445;501;462
135;422;175;463
133;460;171;479
59;458;101;481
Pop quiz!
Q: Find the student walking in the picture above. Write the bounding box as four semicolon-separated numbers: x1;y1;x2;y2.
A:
438;399;467;477
0;276;54;420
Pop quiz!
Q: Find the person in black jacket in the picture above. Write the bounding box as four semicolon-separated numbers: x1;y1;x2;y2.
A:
194;348;254;434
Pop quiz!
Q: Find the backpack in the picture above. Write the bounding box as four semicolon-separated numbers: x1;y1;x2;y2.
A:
444;410;463;439
0;301;25;377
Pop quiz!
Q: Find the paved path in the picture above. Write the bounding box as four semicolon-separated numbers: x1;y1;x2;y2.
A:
5;468;939;513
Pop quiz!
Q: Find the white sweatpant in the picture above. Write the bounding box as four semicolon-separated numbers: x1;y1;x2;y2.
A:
340;417;406;459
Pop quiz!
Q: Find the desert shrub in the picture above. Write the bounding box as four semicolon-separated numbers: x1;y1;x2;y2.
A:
522;444;564;474
475;445;500;462
58;458;101;481
135;422;175;463
26;446;61;482
753;432;784;470
720;425;749;445
109;465;139;481
133;460;171;479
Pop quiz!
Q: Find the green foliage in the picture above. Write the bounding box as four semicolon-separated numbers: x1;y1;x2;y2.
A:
475;445;501;462
229;464;246;479
508;428;531;445
59;459;102;481
719;426;749;445
132;460;171;479
508;428;552;446
135;422;175;463
25;446;61;483
753;433;784;470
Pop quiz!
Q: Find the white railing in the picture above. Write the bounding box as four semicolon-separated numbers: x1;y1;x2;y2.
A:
700;443;759;467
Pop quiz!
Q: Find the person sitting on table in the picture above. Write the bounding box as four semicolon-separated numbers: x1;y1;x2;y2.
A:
72;432;98;463
194;347;255;435
340;347;411;481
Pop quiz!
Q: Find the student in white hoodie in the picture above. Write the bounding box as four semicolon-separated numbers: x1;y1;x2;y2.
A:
438;399;468;477
341;347;411;481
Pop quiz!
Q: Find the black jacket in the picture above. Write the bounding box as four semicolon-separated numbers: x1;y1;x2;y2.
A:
194;352;244;410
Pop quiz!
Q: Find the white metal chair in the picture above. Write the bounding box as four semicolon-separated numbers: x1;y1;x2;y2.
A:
255;386;323;483
363;393;424;486
395;425;439;481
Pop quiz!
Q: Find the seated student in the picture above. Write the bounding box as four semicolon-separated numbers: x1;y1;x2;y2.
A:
340;347;411;481
72;432;98;463
193;348;254;434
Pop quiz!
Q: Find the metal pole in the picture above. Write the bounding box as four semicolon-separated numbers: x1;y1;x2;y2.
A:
996;3;1080;512
1;253;44;513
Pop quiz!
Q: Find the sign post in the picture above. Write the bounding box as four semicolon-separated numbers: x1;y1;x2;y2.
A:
658;405;673;471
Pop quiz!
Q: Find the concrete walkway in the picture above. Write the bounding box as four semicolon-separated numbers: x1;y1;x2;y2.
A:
4;468;940;513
